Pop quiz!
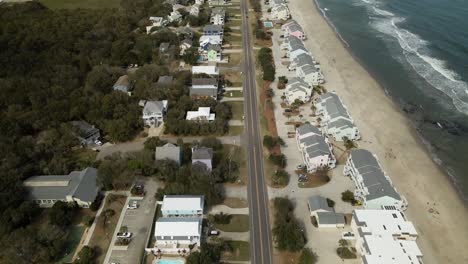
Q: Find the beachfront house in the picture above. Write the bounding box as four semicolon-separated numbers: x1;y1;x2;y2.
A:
142;100;168;127
70;120;101;147
192;65;219;76
203;24;224;36
296;123;336;172
351;209;423;264
186;107;216;122
282;20;306;40
315;92;360;141
289;53;316;71
210;7;226;25
344;149;407;211
190;78;219;99
192;146;213;171
161;195;204;217
296;64;324;86
154;217;202;252
270;4;290;21
23;167;99;208
155;143;181;164
285;77;312;104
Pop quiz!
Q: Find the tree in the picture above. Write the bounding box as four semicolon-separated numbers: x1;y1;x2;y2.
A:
182;47;199;65
272;170;289;186
48;201;76;227
341;190;355;203
144;136;167;151
186;243;221;264
326;198;335;208
73;246;95;264
269;154;287;168
343;136;357;150
272;197;305;251
298;248;318;264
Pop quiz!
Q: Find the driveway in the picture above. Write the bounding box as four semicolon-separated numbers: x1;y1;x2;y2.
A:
105;179;160;264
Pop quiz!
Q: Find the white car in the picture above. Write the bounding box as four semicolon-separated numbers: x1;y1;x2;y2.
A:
94;140;103;146
127;201;138;210
116;232;132;238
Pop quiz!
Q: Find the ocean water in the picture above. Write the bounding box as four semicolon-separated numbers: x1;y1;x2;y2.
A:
315;0;468;202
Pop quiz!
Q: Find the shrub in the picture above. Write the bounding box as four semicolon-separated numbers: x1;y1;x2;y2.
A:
83;216;95;227
269;154;287;168
272;170;289;186
299;248;318;264
212;212;232;224
337;247;357;259
326;198;335;208
341;190;355;203
272;197;305;251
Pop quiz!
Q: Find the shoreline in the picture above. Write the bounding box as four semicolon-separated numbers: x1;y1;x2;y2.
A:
287;0;468;262
312;0;468;207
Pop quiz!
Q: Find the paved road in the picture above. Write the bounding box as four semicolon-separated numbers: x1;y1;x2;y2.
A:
240;0;273;263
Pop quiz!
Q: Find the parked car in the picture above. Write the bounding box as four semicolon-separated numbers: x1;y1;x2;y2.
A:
94;140;103;146
127;201;138;210
116;232;132;238
209;230;220;236
342;232;356;240
284;109;292;113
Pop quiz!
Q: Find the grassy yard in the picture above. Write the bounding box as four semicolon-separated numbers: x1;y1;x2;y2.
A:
58;225;86;263
40;0;121;9
226;101;244;120
214;214;249;232
88;194;127;264
221;240;251;261
225;90;243;98
228;125;244;136
226;53;243;67
226;34;243;45
226;19;242;28
223;197;248;208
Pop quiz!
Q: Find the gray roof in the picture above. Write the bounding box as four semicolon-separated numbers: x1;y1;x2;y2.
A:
301;64;318;74
319;93;351;120
289;23;304;33
70;121;99;139
160;42;170;51
203;24;223;32
308;196;332;212
181;38;193;46
350;149;401;201
297;123;321;136
192;147;213;160
294;53;314;67
211;7;225;16
304;136;330;158
155;143;181;164
157;75;174;85
24;167;99;203
317;212;345;225
328;118;355;131
143;101;166;115
113;75;130;92
190;88;217;97
192;78;218;86
208;44;222;52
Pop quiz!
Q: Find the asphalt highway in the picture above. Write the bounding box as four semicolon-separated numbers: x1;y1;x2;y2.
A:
240;1;274;263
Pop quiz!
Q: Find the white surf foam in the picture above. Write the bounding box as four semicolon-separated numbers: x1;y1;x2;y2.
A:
369;6;468;115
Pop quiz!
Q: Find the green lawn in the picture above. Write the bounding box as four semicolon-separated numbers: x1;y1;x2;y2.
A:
225;90;243;98
58;225;86;263
226;101;244;120
226;19;242;27
222;240;251;261
40;0;121;9
228;126;244;136
214;214;249;232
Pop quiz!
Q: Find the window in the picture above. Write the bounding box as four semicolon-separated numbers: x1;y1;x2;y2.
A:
383;225;387;230
392;213;398;218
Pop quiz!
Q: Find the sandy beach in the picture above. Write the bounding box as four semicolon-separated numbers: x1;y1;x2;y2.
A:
284;0;468;263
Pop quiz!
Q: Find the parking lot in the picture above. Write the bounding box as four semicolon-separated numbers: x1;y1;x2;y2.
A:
106;180;159;264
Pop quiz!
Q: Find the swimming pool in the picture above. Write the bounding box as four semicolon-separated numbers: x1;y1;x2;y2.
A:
157;259;184;264
264;21;274;28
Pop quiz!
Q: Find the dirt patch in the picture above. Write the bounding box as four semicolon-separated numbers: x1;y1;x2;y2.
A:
298;170;331;188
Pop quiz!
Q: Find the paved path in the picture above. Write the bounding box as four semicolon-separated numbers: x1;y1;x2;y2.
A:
225;87;243;91
83;193;108;246
209;204;249;215
240;0;273;262
221;97;244;102
224;49;243;53
103;196;130;264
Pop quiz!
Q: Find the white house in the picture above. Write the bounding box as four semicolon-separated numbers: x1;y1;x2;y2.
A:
154;218;202;252
142;100;168;127
199;35;223;47
270;4;290;21
285;77;312;104
344;149;407;211
289;53;315;71
167;10;182;23
210;7;225;25
189;4;200;16
282;20;307;40
351;209;423;264
192;65;219;76
161;195;204;217
186;107;216;121
296;64;324;86
296;123;336;172
23;167;99;208
146;17;168;34
315;92;360;141
269;0;285;8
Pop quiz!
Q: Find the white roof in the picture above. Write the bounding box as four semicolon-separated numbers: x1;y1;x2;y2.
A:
353;209;418;236
186;107;216;121
155;218;201;237
199;35;223;45
192;65;219;75
363;235;423;264
161;195;204;211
